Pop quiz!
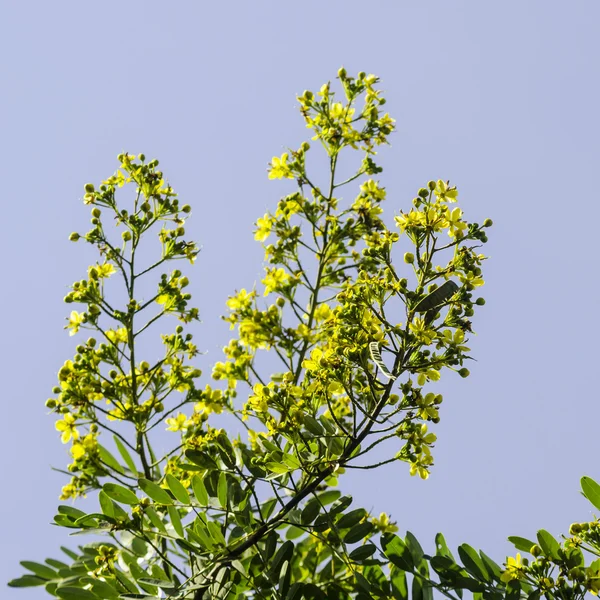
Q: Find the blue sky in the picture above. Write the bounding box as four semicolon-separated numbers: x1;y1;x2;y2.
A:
2;2;600;596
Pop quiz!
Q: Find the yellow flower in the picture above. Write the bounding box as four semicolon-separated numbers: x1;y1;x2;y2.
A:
268;153;294;180
409;318;436;345
226;288;256;312
255;214;274;242
434;180;458;203
262;267;290;296
500;554;524;583
55;413;79;443
66;311;85;336
96;263;116;278
165;413;191;432
314;303;332;322
106;328;128;344
371;512;399;534
360;179;386;200
444;206;468;238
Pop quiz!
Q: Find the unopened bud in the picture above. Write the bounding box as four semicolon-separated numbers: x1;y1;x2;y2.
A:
404;252;414;264
84;183;95;193
69;232;80;242
458;368;470;378
91;207;101;218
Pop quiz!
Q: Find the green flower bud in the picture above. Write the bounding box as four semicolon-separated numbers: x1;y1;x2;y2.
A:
176;227;185;237
138;153;145;161
418;188;429;199
569;522;582;535
483;218;493;228
301;141;310;152
428;180;436;191
358;71;366;80
109;370;118;379
531;544;542;557
404;252;415;264
91;207;101;218
69;232;80;242
45;399;57;409
458;368;470;378
181;204;191;213
154;402;164;412
175;325;183;334
337;67;347;79
91;217;99;225
179;276;189;288
87;337;96;347
88;267;99;280
122;230;132;242
90;423;98;432
139;361;150;373
84;183;95;193
64;294;74;303
173;269;182;278
475;297;486;306
276;297;285;308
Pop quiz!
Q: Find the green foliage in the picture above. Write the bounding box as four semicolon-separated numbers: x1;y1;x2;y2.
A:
13;67;598;600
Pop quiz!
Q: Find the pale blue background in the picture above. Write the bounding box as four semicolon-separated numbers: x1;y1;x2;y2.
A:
2;1;599;596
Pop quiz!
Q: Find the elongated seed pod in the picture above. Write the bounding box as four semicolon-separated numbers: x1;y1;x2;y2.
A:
369;342;396;380
413;280;459;313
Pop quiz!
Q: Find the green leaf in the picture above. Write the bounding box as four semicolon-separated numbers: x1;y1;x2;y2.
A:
98;444;125;474
99;490;116;518
337;508;367;530
191;474;209;506
414;280;459;312
167;505;183;537
20;561;57;580
301;500;321;525
137;578;177;590
58;505;86;519
103;483;138;505
165;474;190;504
581;476;600;511
138;479;173;505
269;541;294;580
206;520;227;546
217;472;228;508
55;587;99;600
537;530;560;559
382;534;414;571
144;506;166;533
508;536;536;554
61;546;79;560
7;575;46;587
344;521;374;544
113;436;138;475
265;462;292;474
88;579;120;599
435;532;456;560
349;543;377;561
317;490;341;506
185;449;218;470
405;531;425;563
303;415;325;436
480;550;503;581
390;565;408;600
457;544;489;581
